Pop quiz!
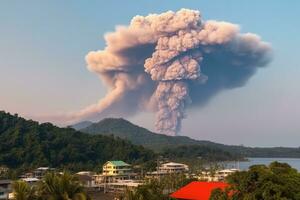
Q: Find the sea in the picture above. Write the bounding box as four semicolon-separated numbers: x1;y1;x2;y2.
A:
223;157;300;171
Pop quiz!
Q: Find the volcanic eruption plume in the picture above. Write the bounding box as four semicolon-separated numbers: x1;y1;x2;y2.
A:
43;9;272;136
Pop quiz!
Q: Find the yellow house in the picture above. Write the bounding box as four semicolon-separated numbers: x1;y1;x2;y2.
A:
102;161;132;177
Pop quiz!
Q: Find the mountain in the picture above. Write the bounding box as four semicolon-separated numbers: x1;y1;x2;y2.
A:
81;118;300;158
0;111;155;171
70;121;93;130
81;118;205;151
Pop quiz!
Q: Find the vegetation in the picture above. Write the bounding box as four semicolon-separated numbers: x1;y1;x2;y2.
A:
162;145;242;161
118;161;300;200
210;162;300;200
80;118;203;151
0;111;155;174
12;172;89;200
38;172;89;200
119;173;196;200
80;118;243;160
80;118;300;158
12;180;37;200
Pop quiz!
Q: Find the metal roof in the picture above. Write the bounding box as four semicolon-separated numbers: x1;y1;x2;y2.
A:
170;181;229;200
105;161;130;166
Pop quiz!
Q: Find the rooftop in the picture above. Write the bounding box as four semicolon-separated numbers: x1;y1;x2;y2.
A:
76;174;93;182
162;162;187;166
218;169;239;173
105;161;130;167
36;167;49;170
170;181;229;200
21;178;39;182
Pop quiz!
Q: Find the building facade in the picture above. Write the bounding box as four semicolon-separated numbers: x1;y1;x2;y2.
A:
199;169;239;182
103;161;132;176
158;162;189;173
102;161;134;182
0;180;12;200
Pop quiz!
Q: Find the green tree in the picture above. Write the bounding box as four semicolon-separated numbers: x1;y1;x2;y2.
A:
210;162;300;200
209;188;230;200
12;180;38;200
38;172;90;200
0;111;155;175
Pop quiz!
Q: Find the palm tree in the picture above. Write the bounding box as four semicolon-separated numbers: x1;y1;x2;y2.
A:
38;172;89;200
12;180;38;200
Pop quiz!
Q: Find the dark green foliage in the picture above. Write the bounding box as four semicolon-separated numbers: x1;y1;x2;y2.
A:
81;119;242;161
210;188;231;200
0;111;155;172
81;118;300;158
162;145;242;161
210;162;300;200
12;172;90;200
12;180;38;200
38;172;90;200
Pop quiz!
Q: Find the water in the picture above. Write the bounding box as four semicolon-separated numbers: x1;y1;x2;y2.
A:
223;157;300;171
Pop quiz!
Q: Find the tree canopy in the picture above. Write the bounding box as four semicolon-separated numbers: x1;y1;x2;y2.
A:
0;111;155;174
12;172;90;200
210;162;300;200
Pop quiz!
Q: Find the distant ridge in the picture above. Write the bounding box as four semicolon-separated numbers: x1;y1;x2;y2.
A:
81;118;300;158
70;121;93;130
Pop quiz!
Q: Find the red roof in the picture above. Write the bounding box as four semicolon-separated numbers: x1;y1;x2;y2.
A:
170;181;229;200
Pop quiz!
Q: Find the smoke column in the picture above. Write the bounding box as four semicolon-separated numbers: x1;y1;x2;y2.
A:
43;9;272;136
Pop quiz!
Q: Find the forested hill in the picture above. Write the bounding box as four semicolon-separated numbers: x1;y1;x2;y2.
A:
80;118;211;150
0;111;155;171
80;118;300;158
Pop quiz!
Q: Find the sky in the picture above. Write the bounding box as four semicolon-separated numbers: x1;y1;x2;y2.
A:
0;1;299;147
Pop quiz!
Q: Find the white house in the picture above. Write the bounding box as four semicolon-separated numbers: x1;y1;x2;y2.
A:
199;168;239;182
158;162;189;173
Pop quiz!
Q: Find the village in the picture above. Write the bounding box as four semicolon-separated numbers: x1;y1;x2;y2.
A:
0;160;239;200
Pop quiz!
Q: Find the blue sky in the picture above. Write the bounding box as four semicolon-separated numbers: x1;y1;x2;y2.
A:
1;1;299;147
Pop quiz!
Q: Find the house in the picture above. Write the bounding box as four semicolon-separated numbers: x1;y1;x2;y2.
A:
147;162;189;178
215;169;239;181
0;180;12;200
21;177;39;185
199;169;238;182
33;167;55;179
170;181;229;200
19;167;55;180
76;174;94;188
75;171;96;188
102;161;134;182
159;162;189;173
76;171;95;176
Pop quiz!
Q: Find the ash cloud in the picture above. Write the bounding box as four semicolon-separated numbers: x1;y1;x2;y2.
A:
46;9;272;136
